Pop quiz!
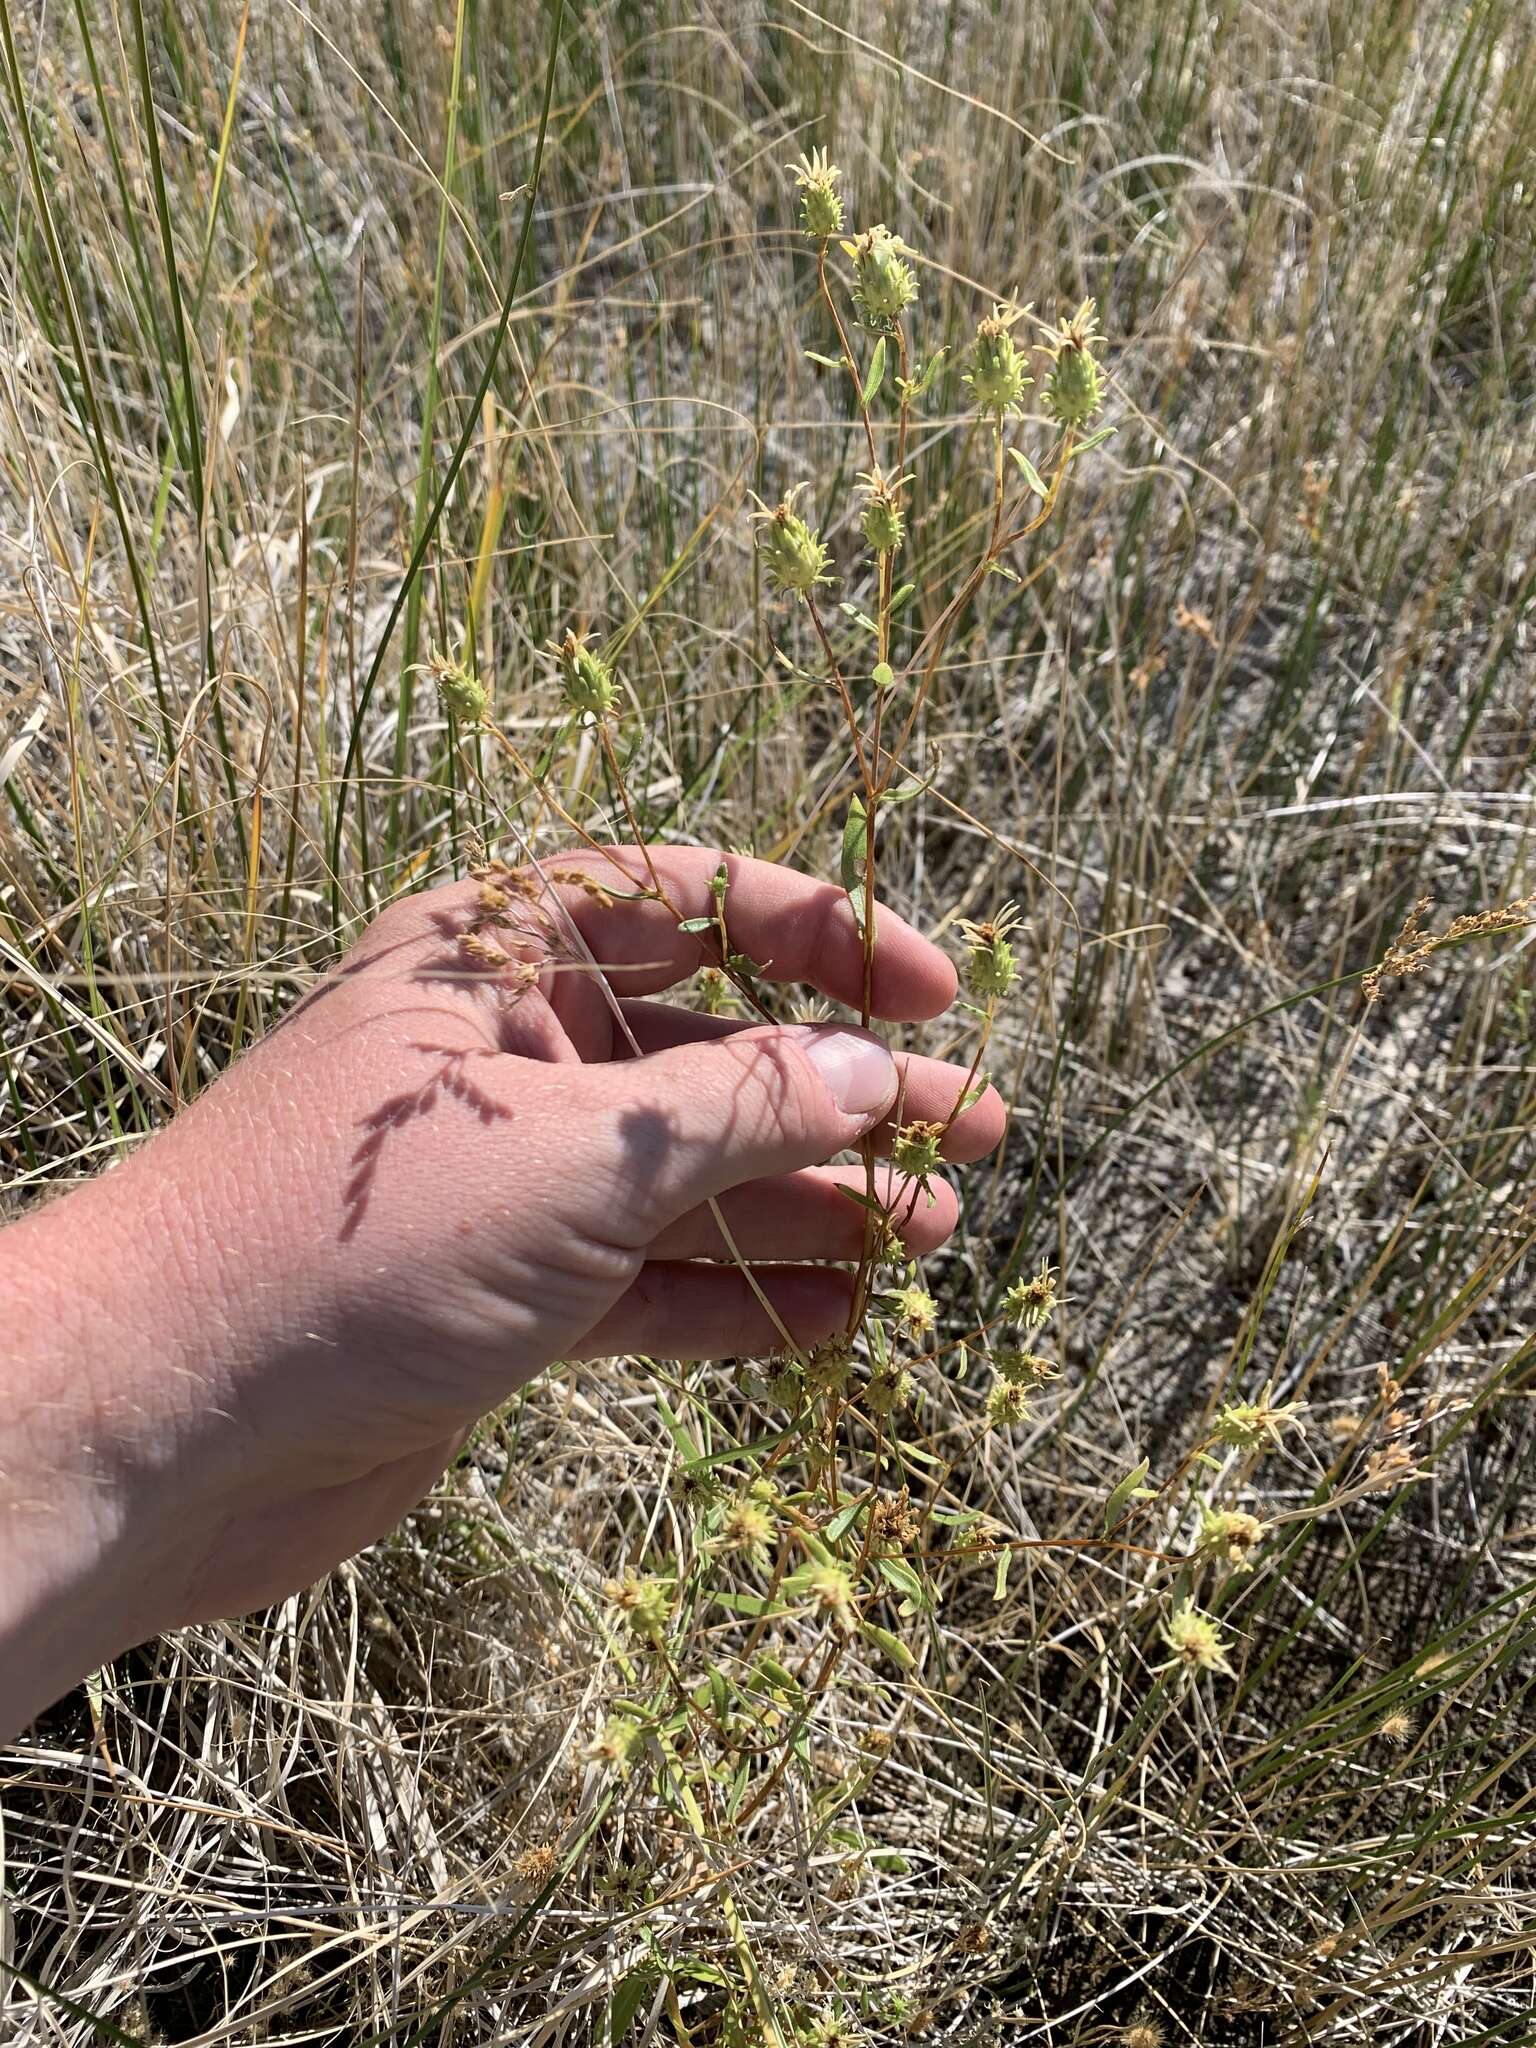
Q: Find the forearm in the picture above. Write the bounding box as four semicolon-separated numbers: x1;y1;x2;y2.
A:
1;1188;184;1738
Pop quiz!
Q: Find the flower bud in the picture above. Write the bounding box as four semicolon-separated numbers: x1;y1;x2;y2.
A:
1042;298;1106;428
847;225;918;328
857;467;906;555
552;631;620;718
965;308;1030;413
753;485;832;600
788;147;843;239
431;655;489;724
986;1378;1032;1430
957;902;1023;1000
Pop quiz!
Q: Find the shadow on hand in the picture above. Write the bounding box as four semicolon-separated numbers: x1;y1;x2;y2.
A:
340;1044;512;1241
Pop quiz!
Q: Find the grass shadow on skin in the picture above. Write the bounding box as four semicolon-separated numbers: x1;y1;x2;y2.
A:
340;1045;513;1241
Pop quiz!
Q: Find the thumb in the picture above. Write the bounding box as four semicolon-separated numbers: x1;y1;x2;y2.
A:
579;1023;899;1241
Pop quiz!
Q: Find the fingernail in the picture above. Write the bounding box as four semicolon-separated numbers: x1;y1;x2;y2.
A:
792;1025;898;1119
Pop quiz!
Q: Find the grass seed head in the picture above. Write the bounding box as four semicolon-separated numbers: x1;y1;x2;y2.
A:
1004;1257;1058;1329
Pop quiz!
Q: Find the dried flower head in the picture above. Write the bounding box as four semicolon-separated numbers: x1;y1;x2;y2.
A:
1157;1601;1236;1679
1042;298;1105;428
1120;2024;1165;2048
870;1490;923;1550
1212;1383;1307;1454
964;304;1031;413
1198;1505;1266;1570
857;466;908;554
957;902;1023;999
430;653;489;724
1377;1709;1415;1747
753;484;833;600
511;1841;559;1887
1005;1258;1059;1329
787;146;844;239
846;224;919;328
551;630;620;717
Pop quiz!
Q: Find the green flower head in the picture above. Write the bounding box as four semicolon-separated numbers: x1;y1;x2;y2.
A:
753;484;833;600
965;305;1031;413
846;224;919;328
788;146;844;239
1042;298;1105;428
552;630;620;717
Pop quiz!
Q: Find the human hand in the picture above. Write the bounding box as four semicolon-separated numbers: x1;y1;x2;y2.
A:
3;846;1004;1723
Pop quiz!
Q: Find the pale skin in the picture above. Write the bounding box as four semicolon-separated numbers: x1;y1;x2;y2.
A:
0;847;1005;1737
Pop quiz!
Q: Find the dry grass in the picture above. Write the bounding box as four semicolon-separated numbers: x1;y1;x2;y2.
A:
3;0;1536;2041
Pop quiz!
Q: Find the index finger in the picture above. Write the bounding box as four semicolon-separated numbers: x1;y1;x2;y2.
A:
543;845;958;1021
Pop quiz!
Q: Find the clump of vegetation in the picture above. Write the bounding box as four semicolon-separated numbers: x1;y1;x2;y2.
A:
4;0;1536;2042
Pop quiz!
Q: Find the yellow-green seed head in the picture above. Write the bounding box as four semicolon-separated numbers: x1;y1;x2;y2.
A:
715;1497;777;1572
1159;1601;1236;1678
1198;1505;1266;1569
993;1345;1057;1390
1043;299;1105;428
958;902;1023;999
864;1365;913;1418
432;655;489;724
987;1378;1033;1429
605;1570;672;1640
803;1563;857;1627
890;1284;937;1339
891;1118;945;1182
847;225;919;328
553;631;620;717
857;468;906;555
754;485;833;600
585;1713;644;1768
1004;1257;1058;1329
966;310;1030;413
1212;1386;1307;1454
788;147;844;239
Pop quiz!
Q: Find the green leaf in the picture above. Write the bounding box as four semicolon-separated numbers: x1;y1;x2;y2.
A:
987;560;1021;582
1104;1457;1154;1533
841;795;869;933
824;1499;865;1544
652;1391;699;1464
677;915;714;934
890;582;916;613
993;1546;1012;1603
1008;446;1049;499
805;349;848;370
861;336;886;407
871;660;895;690
839;602;879;634
610;1968;657;2042
876;1554;932;1612
1069;424;1118;457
